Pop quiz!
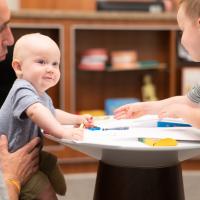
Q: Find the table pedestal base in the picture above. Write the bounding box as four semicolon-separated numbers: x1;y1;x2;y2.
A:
93;161;185;200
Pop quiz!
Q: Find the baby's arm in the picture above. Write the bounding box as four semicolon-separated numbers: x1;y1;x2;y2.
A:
26;103;83;140
55;109;93;127
55;109;83;125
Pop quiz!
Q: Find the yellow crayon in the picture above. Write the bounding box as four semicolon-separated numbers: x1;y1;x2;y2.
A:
138;138;178;147
80;123;85;128
154;138;177;146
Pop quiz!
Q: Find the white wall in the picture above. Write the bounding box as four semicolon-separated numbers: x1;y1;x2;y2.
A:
6;0;20;11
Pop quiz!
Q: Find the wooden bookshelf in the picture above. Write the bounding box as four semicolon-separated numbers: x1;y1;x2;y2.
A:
72;25;174;112
20;0;96;11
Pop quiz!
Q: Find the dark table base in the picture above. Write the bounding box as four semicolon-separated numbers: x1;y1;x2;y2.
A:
94;161;185;200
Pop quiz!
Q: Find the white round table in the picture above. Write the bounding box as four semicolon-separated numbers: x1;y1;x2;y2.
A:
59;138;200;200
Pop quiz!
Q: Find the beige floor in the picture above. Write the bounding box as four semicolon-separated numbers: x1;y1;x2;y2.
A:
57;173;96;200
57;171;200;200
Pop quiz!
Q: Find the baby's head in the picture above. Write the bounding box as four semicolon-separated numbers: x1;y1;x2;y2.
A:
177;0;200;61
12;33;61;93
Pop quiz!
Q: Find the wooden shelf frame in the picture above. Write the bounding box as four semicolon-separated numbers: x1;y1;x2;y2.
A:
71;24;179;112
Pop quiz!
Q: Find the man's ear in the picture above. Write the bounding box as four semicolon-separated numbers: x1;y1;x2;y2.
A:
12;59;23;78
197;17;200;29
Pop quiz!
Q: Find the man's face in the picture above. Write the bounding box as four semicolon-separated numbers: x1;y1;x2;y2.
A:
0;0;14;61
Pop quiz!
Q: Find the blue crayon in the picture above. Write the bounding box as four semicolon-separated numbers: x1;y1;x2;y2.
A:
87;126;101;131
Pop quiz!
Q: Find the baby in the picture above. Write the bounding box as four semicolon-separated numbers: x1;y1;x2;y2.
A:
0;33;92;199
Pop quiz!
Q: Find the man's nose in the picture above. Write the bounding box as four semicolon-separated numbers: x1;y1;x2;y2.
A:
2;26;14;47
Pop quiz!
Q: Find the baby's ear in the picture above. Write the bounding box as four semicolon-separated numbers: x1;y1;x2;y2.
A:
12;59;23;78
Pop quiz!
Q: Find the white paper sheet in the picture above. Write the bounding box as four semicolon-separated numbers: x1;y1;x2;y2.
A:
44;115;200;147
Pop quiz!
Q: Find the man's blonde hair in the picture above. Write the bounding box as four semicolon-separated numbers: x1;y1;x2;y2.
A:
179;0;200;19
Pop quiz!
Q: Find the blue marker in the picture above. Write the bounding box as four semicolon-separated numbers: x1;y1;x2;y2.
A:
157;121;192;127
87;126;129;131
102;127;129;131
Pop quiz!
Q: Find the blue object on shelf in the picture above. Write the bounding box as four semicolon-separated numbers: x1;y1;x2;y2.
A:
157;121;192;127
104;98;139;115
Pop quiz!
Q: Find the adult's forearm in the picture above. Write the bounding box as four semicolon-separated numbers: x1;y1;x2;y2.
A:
0;172;9;200
157;95;198;109
0;136;40;200
141;96;187;115
5;181;19;200
184;107;200;128
159;96;185;106
1;173;19;200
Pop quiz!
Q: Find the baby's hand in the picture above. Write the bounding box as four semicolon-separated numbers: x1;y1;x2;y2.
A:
63;127;84;141
80;114;94;128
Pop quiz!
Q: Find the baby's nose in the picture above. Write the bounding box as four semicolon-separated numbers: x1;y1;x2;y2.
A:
46;65;54;72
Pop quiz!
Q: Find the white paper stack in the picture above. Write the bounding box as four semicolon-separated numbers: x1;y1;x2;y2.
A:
45;115;200;147
81;115;200;144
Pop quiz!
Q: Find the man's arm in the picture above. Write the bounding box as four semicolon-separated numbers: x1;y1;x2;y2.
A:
0;135;40;200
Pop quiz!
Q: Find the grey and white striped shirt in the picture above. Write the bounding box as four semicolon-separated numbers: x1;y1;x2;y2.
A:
187;84;200;104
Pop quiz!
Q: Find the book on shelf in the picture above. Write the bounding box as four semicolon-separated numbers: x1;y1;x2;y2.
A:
104;98;139;115
78;48;108;71
97;0;165;12
111;50;138;70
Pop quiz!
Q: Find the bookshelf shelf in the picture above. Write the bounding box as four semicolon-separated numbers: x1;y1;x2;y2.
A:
72;25;175;113
77;65;166;73
78;63;166;72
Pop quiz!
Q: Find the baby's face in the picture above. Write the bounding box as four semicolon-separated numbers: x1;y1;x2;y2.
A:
20;39;61;94
177;4;200;62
